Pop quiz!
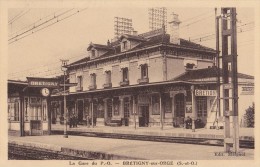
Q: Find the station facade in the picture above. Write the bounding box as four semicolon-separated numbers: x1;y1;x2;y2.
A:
50;17;253;129
50;13;254;129
8;14;254;136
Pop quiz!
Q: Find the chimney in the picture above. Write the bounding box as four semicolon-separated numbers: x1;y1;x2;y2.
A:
132;30;138;35
107;40;111;46
169;12;181;45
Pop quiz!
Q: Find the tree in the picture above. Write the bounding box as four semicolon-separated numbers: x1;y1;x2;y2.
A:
244;103;255;128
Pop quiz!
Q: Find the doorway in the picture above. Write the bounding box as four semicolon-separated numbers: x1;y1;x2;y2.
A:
77;100;84;123
139;105;149;127
174;93;185;127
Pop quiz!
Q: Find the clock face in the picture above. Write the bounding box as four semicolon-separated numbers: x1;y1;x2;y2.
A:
41;88;50;97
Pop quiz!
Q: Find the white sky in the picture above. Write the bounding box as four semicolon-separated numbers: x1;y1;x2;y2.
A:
7;6;255;80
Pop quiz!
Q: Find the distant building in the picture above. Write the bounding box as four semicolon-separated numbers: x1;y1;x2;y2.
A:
149;7;167;31
114;17;137;40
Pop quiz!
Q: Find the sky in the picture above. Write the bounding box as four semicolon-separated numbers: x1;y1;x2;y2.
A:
7;6;255;80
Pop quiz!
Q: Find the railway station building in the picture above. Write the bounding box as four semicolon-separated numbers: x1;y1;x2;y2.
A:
8;14;254;136
50;14;254;129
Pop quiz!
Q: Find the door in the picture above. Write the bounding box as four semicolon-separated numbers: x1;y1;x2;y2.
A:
77;100;84;123
139;105;149;127
123;99;130;126
174;93;185;127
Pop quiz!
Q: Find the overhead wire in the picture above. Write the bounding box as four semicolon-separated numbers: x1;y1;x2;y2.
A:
9;8;87;44
189;22;254;43
8;9;31;24
180;14;214;28
9;8;66;38
8;8;75;42
181;10;213;23
8;54;87;79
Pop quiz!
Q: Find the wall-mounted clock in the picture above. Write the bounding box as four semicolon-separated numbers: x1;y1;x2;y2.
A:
41;88;50;97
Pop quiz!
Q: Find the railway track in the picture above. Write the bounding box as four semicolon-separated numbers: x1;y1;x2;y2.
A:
8;144;89;160
53;130;254;149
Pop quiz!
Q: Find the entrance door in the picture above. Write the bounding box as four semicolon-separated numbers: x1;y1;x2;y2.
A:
174;94;185;127
139;106;149;127
77;100;84;123
123;99;130;126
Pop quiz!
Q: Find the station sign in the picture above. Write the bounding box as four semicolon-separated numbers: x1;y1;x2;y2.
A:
27;77;59;88
195;89;217;96
223;84;233;89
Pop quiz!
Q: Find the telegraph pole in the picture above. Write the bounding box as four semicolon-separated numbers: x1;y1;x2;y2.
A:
220;8;239;152
215;8;221;124
61;59;69;138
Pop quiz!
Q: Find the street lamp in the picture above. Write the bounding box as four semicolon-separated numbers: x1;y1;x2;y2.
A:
61;59;69;138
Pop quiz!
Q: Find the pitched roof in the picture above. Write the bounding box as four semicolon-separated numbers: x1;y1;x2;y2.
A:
119;34;146;41
69;57;90;66
172;66;254;81
87;43;114;51
68;30;216;67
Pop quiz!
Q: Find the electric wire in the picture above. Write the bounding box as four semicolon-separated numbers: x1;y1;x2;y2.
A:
9;8;66;38
8;9;31;24
8;8;75;42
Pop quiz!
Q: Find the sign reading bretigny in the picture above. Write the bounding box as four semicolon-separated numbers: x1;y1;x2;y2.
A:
27;77;59;87
195;89;217;96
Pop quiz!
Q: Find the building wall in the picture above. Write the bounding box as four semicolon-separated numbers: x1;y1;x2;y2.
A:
149;56;164;82
96;68;104;89
83;71;90;91
129;61;139;85
197;60;213;69
69;73;76;92
166;57;185;80
112;65;121;87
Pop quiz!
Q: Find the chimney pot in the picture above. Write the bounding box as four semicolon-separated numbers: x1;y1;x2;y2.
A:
169;12;181;45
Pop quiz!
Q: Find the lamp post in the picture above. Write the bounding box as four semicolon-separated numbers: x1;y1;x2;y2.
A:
61;59;69;138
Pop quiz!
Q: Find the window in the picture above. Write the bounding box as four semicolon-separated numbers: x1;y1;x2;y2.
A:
123;41;127;50
141;64;148;79
152;94;160;115
89;73;96;89
91;74;96;85
105;71;111;84
186;63;195;70
42;101;47;121
197;97;207;117
8;98;20;121
122;41;128;51
122;68;128;82
91;50;95;58
97;103;104;118
77;76;83;90
84;101;90;116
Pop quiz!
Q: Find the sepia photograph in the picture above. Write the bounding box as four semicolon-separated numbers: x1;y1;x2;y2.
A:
0;0;259;167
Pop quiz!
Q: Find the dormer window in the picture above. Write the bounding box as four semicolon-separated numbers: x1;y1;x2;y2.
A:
91;50;95;58
186;63;195;70
121;40;128;52
123;41;128;50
